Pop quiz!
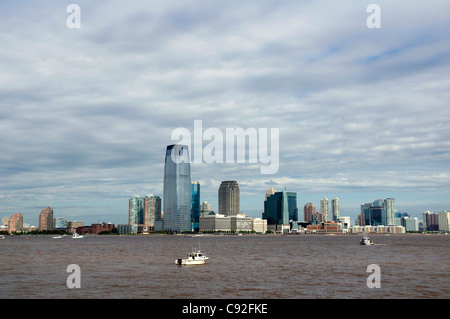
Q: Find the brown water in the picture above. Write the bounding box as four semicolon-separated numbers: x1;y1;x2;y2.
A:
1;234;449;299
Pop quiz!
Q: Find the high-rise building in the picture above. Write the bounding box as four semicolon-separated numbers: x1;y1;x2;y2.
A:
263;190;298;228
423;211;439;231
191;182;201;232
54;217;67;229
129;194;161;231
2;216;9;226
363;202;386;226
218;181;240;216
438;211;450;232
402;217;419;231
129;195;144;225
200;201;212;217
385;198;395;225
39;206;53;231
320;198;329;222
361;198;395;226
8;213;23;234
163;144;191;232
331;198;339;222
265;187;276;200
145;195;161;230
304;202;316;223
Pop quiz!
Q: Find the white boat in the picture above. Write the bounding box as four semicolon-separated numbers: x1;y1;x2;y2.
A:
72;233;84;239
52;235;63;239
175;248;209;265
0;235;5;239
360;235;373;245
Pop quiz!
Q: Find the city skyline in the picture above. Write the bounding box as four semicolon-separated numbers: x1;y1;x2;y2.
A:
0;1;449;226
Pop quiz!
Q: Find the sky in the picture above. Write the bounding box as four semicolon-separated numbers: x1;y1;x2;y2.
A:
0;0;449;226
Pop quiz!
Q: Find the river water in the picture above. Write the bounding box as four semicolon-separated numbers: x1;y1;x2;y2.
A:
1;234;449;299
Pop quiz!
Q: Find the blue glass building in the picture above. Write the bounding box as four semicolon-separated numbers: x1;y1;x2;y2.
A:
191;182;200;232
263;190;298;226
163;144;191;232
361;198;394;226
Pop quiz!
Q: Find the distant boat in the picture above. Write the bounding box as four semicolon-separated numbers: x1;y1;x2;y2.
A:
52;235;63;239
360;235;373;246
175;247;209;265
0;235;5;239
72;233;84;239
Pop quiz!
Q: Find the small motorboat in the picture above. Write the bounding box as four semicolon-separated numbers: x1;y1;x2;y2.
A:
0;235;5;239
52;235;63;239
360;235;373;245
175;247;209;265
72;233;84;239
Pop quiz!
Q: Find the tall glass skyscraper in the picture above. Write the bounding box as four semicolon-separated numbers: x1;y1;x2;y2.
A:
163;144;191;232
191;181;200;232
263;190;298;226
331;197;339;222
361;198;395;226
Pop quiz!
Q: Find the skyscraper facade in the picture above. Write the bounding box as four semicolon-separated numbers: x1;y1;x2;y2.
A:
423;211;439;231
39;206;53;231
320;198;329;222
265;187;276;200
8;213;23;234
129;195;144;225
218;181;240;216
263;190;298;226
438;211;450;232
129;194;161;230
304;202;316;222
163;144;191;232
200;201;212;217
191;181;200;232
54;217;67;229
385;198;395;225
361;198;395;226
331;198;339;222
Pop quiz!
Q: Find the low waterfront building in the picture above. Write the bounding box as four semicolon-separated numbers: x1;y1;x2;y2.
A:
252;218;267;233
117;224;138;234
349;225;405;234
91;222;115;234
67;221;84;228
199;213;267;233
306;221;344;234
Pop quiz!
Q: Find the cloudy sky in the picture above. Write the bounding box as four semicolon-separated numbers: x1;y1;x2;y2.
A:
1;0;449;226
